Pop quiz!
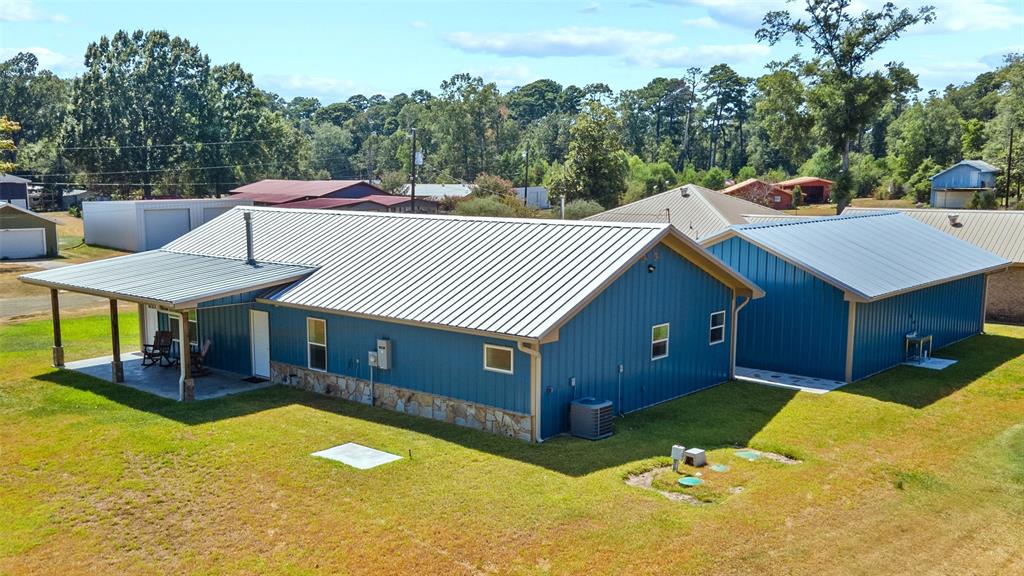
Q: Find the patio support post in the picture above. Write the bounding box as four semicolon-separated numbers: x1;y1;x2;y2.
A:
109;299;124;383
179;310;195;402
50;289;63;367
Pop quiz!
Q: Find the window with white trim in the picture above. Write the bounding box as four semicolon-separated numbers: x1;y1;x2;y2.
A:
483;344;514;374
709;311;726;345
307;317;327;371
651;323;669;360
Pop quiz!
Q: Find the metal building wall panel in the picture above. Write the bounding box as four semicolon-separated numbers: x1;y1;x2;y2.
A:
539;244;733;438
195;291;263;374
707;236;849;381
258;304;532;414
852;274;985;380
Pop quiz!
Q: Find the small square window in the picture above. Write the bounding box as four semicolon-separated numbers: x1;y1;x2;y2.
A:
484;344;514;374
307;318;327;371
651;323;669;360
709;311;726;345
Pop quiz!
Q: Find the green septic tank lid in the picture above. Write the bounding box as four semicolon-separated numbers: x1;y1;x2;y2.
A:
735;450;760;461
710;463;730;473
678;476;704;487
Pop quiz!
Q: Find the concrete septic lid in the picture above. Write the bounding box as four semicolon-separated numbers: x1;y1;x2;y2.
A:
312;442;402;470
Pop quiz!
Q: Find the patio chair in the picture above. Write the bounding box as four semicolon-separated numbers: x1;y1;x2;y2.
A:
189;339;212;377
142;331;173;368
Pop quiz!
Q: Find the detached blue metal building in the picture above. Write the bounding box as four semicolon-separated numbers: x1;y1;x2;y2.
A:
22;207;762;442
703;212;1009;384
930;160;999;208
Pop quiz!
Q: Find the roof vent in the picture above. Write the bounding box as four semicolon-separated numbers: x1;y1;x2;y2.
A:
243;211;255;265
680;187;690;198
947;213;961;227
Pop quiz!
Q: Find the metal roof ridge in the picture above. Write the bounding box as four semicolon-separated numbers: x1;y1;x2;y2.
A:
236;206;671;230
734;211;897;231
156;248;317;269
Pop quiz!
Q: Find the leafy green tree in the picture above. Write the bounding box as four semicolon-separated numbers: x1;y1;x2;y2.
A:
562;101;628;206
982;55;1024;206
472;173;514;197
969;190;997;209
454;196;516;217
310;123;356;178
735;165;757;181
791;184;803;207
701;166;730;189
747;64;813;173
904;157;940;203
702;64;750;170
0;116;20;173
379;170;407;194
0;53;68;145
562;199;605;220
507;79;562;124
886;93;963;179
758;0;935;213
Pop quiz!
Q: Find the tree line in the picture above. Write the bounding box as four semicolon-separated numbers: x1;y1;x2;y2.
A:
1;0;1022;214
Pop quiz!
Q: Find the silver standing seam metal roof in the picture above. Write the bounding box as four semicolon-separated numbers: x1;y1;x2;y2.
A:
585;184;783;240
842;207;1024;264
930;159;1000;180
152;207;760;340
701;211;1010;302
19;251;315;309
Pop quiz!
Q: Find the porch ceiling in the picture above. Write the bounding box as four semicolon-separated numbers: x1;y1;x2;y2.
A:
19;250;315;310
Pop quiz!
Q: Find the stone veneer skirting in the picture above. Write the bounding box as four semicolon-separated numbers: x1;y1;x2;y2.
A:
270;361;533;441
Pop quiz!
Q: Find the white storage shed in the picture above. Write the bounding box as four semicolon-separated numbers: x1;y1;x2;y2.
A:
83;198;253;252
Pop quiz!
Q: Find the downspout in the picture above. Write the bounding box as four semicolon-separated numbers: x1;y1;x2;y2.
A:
730;293;751;379
517;340;543;443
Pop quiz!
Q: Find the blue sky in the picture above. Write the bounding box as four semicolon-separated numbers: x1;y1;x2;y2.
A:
2;0;1022;103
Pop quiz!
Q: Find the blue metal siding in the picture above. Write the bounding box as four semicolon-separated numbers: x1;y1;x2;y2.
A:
932;164;991;190
196;292;261;374
257;304;532;414
852;274;984;380
707;236;849;381
540;244;734;439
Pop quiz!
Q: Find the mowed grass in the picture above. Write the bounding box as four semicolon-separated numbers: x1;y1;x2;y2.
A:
2;315;1023;575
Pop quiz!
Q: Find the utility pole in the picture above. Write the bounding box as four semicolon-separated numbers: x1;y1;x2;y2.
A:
410;128;417;212
522;143;530;206
1006;127;1014;209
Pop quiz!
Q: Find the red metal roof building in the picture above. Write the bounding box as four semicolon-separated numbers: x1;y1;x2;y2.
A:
720;179;793;210
229;179;388;205
775;177;833;204
284;195;439;213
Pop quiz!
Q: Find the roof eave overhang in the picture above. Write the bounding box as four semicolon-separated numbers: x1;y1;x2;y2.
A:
19;271;314;311
844;262;1012;303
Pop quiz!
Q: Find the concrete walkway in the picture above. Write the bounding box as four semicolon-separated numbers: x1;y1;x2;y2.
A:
735;366;846;394
66;352;274;401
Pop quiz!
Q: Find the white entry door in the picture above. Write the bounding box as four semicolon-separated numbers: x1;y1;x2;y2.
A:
144;306;158;346
250;310;270;378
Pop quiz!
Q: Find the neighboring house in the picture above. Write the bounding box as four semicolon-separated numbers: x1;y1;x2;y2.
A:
776;177;833;204
0;174;31;209
586;184;784;240
83;198;253;252
929;160;999;208
721;179;793;209
21;207;762;442
844;207;1024;324
400;183;474;200
703;212;1008;384
0;201;58;259
230;179;387;205
61;189;99;210
284;195;439;213
514;186;551;209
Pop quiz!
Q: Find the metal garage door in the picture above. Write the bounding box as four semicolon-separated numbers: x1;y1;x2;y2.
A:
0;228;46;259
143;208;191;250
202;206;231;223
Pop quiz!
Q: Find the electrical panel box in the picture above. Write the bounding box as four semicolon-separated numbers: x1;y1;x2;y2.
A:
367;351;378;368
375;339;391;370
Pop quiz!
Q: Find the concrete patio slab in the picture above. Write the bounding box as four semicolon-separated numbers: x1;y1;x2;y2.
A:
66;352;273;400
735;366;846;394
312;443;402;470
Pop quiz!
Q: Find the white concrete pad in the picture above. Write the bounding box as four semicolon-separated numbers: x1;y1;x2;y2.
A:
902;357;957;370
735;366;846;394
312;442;402;470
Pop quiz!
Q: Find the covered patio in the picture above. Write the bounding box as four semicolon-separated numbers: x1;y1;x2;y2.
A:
18;234;314;401
65;352;274;400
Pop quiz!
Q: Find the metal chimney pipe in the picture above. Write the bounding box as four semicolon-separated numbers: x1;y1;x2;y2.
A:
243;211;255;265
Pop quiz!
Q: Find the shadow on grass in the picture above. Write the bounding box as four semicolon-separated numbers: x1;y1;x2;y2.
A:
842;332;1024;409
34;369;797;477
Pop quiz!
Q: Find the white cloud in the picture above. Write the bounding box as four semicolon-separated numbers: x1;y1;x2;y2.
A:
580;2;601;14
445;26;675;58
924;0;1024;33
410;20;428;29
682;16;720;28
0;0;66;22
465;64;539;89
0;46;76;72
628;43;771;67
256;73;379;102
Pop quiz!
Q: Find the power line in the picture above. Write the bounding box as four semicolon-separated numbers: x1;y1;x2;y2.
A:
20;153;366;179
49;138;281;152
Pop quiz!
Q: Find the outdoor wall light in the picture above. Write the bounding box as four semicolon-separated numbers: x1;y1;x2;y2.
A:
647;264;656;273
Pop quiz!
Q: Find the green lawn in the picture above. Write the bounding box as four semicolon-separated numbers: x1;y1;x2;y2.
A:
2;314;1023;575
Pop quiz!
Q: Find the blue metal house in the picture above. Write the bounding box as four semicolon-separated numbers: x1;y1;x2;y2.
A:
21;207;762;442
703;212;1009;384
930;160;999;208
